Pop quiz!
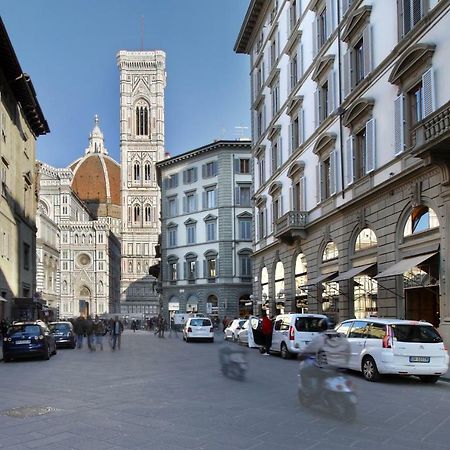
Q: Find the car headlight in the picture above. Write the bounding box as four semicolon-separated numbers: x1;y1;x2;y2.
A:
38;335;44;340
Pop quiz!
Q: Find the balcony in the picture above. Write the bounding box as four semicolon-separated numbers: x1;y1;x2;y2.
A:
274;211;308;244
412;101;450;174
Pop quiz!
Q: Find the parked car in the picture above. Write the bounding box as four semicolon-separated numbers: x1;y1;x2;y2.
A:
49;321;76;349
335;318;449;383
3;321;57;362
224;319;246;341
237;320;250;345
271;314;329;359
183;317;214;343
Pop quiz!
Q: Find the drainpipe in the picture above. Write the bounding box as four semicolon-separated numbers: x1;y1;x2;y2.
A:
337;1;345;199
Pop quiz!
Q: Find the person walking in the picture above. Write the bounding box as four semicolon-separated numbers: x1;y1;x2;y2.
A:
111;316;123;350
261;311;273;355
157;314;166;338
222;316;229;332
85;315;95;351
131;319;137;333
93;315;105;351
74;316;85;349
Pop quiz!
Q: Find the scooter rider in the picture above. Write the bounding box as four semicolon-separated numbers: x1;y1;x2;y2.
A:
299;319;350;393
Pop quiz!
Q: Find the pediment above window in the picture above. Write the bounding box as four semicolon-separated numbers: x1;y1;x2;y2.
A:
167;221;178;228
238;247;253;255
388;44;435;87
267;68;280;87
203;214;217;222
287;160;305;179
184;218;197;226
255;195;267;207
237;211;253;219
268;124;282;141
204;249;218;258
312;55;335;82
167;254;179;262
341;6;372;43
286;96;304;116
313;133;337;155
285;29;302;55
268;181;282;197
343;98;375;129
309;0;323;12
184;252;198;260
255;145;266;159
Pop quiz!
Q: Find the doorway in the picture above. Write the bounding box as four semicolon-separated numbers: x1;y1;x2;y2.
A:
405;286;439;327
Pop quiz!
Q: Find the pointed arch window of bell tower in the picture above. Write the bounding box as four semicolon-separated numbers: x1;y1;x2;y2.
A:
136;104;149;136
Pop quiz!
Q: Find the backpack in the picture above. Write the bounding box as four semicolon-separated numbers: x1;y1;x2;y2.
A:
317;332;350;369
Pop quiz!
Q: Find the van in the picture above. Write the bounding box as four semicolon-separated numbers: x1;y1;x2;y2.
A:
270;313;329;359
335;318;449;382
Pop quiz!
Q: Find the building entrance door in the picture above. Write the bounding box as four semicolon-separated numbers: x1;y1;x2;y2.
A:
405;286;439;327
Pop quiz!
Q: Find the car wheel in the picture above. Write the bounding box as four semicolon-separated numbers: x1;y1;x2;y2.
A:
43;345;50;360
362;356;380;382
280;343;291;360
419;375;440;384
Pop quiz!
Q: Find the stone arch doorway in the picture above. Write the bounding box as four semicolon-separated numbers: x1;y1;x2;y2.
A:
79;286;91;317
207;295;218;319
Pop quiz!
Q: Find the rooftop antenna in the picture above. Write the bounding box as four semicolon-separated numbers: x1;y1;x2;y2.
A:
234;126;249;140
140;15;144;50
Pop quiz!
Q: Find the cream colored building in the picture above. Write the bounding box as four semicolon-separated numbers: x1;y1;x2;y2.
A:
235;0;450;342
0;18;49;321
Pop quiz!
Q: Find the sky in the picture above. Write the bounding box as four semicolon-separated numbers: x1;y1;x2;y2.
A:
1;0;251;168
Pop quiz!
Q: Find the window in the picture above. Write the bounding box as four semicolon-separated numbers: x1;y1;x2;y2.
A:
133;163;141;182
270;30;279;69
348;321;368;338
289;0;298;33
186;223;196;244
184;192;197;213
136;104;149;136
98;262;104;271
258;153;266;186
168;260;178;282
183;167;198;184
404;206;439;237
0;159;8;197
258;207;266;240
165;173;178;189
206;257;217;279
128;260;133;273
291;177;306;211
203;188;217;209
295;253;308;311
168;227;177;248
290;53;299;91
185;257;197;282
206;221;216;241
167;196;178;217
399;0;428;37
255;102;265;138
354;275;377;318
127;243;133;255
239;253;252;279
203;161;217;178
62;232;68;244
238;218;252;240
318;152;335;200
98;233;103;244
235;158;250;174
322;241;338;261
145;205;152;223
133;205;140;223
355;228;378;251
235;185;251;207
23;243;30;270
289;110;304;153
144;163;151;182
316;79;330;125
271;78;280;116
271;137;282;175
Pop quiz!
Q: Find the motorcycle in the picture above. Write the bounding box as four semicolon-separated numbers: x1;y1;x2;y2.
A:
219;344;248;381
298;358;357;421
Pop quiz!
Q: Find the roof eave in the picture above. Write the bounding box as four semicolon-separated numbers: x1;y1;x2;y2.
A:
234;0;266;54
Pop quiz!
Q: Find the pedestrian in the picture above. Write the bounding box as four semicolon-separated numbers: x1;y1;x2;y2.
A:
157;314;166;338
111;315;124;350
93;315;105;351
222;316;228;332
85;315;95;351
74;316;85;349
261;310;273;355
131;319;137;333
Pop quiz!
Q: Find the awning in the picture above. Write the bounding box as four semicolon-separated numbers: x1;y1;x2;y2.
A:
374;252;437;279
333;264;376;282
305;271;338;286
0;296;7;302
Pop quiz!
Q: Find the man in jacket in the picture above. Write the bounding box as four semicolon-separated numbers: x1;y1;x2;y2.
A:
261;311;273;355
111;316;124;350
93;315;105;351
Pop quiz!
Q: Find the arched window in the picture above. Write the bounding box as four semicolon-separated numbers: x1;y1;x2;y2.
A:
355;228;377;251
404;206;439;237
274;261;285;313
98;281;103;294
144;163;151;181
62;280;67;293
295;253;308;312
82;234;86;244
74;234;79;244
135;104;149;136
134;204;141;223
128;260;133;273
261;267;269;308
322;241;338;261
145;204;151;223
133;163;141;182
88;234;93;244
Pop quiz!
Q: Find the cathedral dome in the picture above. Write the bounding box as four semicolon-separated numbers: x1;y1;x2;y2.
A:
69;116;121;218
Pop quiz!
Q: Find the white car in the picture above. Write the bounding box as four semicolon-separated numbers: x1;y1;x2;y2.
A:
237;320;249;345
183;317;214;343
335;318;449;383
224;319;246;341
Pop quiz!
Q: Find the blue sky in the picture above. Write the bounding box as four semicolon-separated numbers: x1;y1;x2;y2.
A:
1;0;250;168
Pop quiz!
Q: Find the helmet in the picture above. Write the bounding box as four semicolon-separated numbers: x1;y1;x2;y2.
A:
319;317;334;331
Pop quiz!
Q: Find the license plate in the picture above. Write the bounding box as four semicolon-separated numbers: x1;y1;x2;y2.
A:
409;356;430;363
16;340;31;345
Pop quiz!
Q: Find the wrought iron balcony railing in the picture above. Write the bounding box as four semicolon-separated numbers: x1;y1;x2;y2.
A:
274;211;308;244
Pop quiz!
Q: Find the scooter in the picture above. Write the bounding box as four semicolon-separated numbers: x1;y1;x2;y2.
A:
298;358;357;421
219;344;248;381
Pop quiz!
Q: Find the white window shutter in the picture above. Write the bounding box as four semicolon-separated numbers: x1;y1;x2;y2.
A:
422;68;435;118
316;163;322;204
365;118;376;173
330;150;336;195
312;18;318;56
300;176;306;210
326;0;335;37
235;186;240;206
279;136;283;165
314;89;319;129
175;198;179;215
343;49;351;98
263;103;267;130
277;30;281;58
346;136;354;186
300;108;305;144
394;94;405;155
300;43;304;77
363;25;373;77
289;185;294;211
280;194;284;216
288;123;293;154
328;70;336;114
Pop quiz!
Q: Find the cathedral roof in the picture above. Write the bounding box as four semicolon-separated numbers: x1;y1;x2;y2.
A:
69;116;121;209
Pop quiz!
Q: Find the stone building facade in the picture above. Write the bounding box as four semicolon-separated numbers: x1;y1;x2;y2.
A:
157;140;253;320
235;0;450;342
117;51;166;317
0;18;49;321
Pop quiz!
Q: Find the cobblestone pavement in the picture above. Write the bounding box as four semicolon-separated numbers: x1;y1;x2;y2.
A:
0;330;449;450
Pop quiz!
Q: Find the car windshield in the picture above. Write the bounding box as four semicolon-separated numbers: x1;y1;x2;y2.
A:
392;324;443;343
49;323;70;332
9;325;41;336
295;317;324;332
190;319;211;327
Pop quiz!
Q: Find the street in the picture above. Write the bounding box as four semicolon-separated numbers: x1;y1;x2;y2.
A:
0;330;450;450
